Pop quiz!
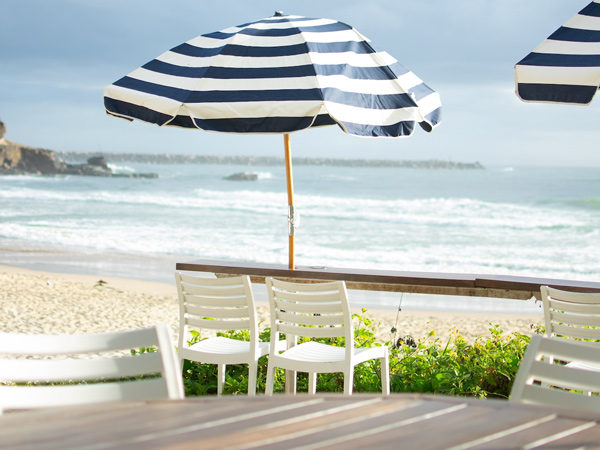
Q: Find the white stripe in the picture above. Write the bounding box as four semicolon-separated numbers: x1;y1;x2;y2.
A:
535;38;600;55
249;18;337;29
186;35;234;49
104;85;186;117
184;100;324;120
564;15;600;31
302;29;365;44
127;68;321;91
315;74;417;95
324;101;419;126
157;52;313;69
416;92;442;117
515;64;600;86
308;51;397;67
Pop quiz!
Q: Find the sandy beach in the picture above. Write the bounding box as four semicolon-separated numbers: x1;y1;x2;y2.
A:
0;264;543;345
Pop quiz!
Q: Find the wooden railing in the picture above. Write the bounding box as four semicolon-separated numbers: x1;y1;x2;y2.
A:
175;259;600;301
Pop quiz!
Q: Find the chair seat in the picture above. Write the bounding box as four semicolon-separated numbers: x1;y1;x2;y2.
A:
278;341;383;365
188;336;269;356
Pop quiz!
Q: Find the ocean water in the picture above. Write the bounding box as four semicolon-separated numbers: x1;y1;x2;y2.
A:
0;162;598;313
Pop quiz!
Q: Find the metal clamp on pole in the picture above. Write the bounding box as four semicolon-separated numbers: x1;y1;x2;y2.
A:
288;205;296;236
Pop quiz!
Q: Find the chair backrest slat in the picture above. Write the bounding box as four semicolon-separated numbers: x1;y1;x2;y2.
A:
0;326;161;356
180;283;248;298
510;334;600;412
185;317;250;331
550;312;600;328
269;288;343;303
277;323;347;338
183;295;247;308
1;352;164;383
185;304;250;319
552;324;600;340
273;300;343;315
276;310;345;327
0;324;184;413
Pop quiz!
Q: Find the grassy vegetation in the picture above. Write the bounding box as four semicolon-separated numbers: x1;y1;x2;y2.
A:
182;311;533;398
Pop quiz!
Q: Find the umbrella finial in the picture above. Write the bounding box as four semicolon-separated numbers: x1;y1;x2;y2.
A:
274;11;284;17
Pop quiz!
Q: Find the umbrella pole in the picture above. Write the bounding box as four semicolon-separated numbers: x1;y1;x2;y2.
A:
284;133;295;270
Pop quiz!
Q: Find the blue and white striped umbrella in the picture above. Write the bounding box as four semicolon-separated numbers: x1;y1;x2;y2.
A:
515;0;600;105
104;12;442;268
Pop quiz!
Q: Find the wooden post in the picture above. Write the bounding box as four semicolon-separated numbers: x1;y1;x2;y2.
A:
284;133;294;270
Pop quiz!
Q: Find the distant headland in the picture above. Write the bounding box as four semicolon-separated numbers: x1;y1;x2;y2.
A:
57;151;485;170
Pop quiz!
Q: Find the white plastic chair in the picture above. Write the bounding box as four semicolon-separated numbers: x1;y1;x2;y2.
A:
510;334;600;413
541;285;600;372
0;324;184;414
264;277;389;395
175;272;269;396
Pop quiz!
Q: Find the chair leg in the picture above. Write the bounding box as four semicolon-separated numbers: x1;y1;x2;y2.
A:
217;364;225;396
248;362;257;396
344;369;354;395
285;369;297;394
381;356;390;395
308;372;317;395
265;363;276;396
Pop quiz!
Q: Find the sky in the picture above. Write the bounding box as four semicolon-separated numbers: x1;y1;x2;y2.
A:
1;0;599;168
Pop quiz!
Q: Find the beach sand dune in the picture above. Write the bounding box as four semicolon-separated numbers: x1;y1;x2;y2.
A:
0;265;543;345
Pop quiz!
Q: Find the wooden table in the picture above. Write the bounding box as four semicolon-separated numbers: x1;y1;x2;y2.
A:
2;395;600;449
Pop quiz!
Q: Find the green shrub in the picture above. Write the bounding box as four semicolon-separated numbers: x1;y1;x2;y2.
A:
181;312;532;398
390;325;530;398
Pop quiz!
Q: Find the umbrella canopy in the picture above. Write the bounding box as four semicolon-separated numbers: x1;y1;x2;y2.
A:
515;0;600;105
104;12;442;268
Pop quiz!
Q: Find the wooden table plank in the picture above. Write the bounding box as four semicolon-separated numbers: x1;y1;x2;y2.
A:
476;419;600;450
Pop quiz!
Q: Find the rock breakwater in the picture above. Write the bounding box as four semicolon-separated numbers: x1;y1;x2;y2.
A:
57;151;485;170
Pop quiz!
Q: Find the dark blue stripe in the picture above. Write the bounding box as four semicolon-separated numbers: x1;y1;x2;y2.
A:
143;60;316;79
517;52;600;67
420;107;441;132
306;40;375;54
517;83;597;104
238;27;301;37
323;88;415;110
172;38;375;59
105;97;334;132
113;77;324;103
340;120;416;137
142;60;210;78
104;97;174;126
311;113;337;127
192;116;321;133
314;64;397;80
549;26;600;43
387;61;410;77
408;82;438;102
203;31;237;40
236;18;351;36
580;2;600;17
170;43;224;58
